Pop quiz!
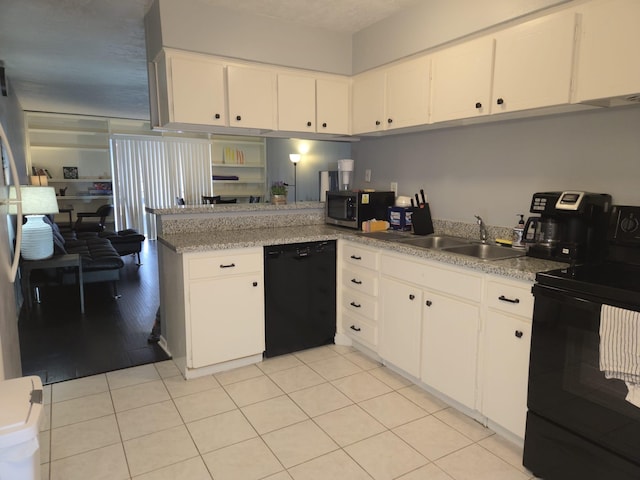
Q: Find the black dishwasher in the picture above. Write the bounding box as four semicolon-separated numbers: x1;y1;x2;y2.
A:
264;240;336;358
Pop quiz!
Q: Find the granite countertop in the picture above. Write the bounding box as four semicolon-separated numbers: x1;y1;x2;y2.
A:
146;201;323;215
158;224;566;282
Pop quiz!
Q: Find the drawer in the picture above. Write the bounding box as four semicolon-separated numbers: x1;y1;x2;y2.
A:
342;313;378;347
342;242;380;271
342;290;378;321
342;266;378;296
486;279;534;318
187;251;262;280
381;253;483;302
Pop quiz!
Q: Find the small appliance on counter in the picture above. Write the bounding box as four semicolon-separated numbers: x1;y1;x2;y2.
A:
523;191;612;263
325;190;395;230
337;159;355;191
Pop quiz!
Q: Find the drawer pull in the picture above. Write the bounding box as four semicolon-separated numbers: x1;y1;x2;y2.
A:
350;301;361;308
350;325;362;332
425;300;432;307
350;255;362;260
252;281;258;287
498;295;520;304
220;263;236;269
515;330;524;338
351;278;363;285
409;294;415;300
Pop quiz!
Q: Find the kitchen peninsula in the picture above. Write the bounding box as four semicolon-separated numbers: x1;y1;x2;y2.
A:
151;201;565;441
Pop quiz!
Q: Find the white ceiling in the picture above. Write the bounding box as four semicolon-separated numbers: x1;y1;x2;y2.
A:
0;0;418;121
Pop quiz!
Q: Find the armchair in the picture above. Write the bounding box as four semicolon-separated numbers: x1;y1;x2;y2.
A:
74;204;113;232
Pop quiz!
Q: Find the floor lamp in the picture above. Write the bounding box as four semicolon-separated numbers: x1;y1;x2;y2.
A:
289;153;301;202
10;186;59;260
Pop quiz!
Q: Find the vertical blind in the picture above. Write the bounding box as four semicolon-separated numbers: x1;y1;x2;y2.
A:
111;135;211;240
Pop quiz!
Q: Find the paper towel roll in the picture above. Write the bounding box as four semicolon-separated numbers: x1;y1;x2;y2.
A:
319;171;330;202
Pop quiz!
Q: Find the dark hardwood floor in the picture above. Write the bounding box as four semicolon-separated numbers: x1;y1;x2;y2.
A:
18;240;170;385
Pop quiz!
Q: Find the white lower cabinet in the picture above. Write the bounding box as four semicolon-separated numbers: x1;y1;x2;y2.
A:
186;249;264;369
380;252;482;409
379;277;422;378
421;290;480;410
480;277;533;439
189;272;264;368
159;246;265;377
339;241;381;351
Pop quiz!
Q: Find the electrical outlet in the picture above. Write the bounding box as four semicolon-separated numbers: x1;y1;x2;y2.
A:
365;169;372;182
390;182;398;195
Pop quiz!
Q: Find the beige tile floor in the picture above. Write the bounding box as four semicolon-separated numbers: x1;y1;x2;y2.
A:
38;345;539;480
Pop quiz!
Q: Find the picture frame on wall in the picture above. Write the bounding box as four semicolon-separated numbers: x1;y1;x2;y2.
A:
63;166;78;179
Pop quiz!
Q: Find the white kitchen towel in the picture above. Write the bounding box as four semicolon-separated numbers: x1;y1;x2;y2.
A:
599;304;640;408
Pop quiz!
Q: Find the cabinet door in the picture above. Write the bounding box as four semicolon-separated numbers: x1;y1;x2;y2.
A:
228;65;277;130
317;78;350;135
277;74;316;132
168;54;226;126
431;37;495;123
482;311;531;438
380;277;422;378
574;0;640;103
386;56;431;130
189;274;264;368
352;70;385;134
492;11;577;113
421;291;479;409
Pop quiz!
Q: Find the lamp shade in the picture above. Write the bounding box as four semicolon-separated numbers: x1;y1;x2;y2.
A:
9;186;59;215
289;154;301;164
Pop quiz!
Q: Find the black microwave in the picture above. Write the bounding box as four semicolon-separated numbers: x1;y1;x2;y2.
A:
325;191;395;229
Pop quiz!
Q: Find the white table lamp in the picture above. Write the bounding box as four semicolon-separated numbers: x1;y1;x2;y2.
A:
9;186;59;260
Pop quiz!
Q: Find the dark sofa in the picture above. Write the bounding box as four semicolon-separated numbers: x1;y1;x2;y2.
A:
32;219;126;296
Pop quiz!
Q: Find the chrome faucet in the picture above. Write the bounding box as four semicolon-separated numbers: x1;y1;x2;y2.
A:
475;215;488;244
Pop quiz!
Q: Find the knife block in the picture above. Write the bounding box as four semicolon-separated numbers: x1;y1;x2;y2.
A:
411;204;434;235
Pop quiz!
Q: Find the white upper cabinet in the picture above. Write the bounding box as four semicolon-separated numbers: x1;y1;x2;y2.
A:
155;50;226;128
430;36;495;123
277;73;316;133
386;56;431;130
352;69;386;134
352;56;431;134
316;77;350;135
492;10;577;114
573;0;640;105
277;74;350;135
227;65;277;130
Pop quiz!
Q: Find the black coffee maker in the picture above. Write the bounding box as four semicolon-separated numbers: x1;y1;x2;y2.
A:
523;191;612;264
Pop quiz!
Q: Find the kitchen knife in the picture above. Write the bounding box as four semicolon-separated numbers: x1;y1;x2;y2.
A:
420;189;427;205
415;193;421;207
410;198;415;207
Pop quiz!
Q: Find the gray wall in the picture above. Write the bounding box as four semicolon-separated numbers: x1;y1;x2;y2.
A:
352;106;640;228
266;138;352;203
352;0;569;73
148;0;353;74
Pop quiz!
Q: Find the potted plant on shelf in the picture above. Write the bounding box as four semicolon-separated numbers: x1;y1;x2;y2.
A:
271;181;288;205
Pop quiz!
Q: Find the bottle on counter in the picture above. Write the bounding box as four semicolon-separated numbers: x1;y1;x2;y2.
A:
512;214;526;249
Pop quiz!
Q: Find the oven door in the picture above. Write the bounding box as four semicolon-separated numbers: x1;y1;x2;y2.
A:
524;284;640;478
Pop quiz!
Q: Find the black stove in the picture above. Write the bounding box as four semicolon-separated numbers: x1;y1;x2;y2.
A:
524;204;640;480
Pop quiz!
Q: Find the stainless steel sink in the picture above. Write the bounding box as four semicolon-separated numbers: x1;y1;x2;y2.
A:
441;243;526;261
397;235;471;249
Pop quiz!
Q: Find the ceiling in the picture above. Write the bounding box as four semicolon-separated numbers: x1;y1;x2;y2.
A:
0;0;418;121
